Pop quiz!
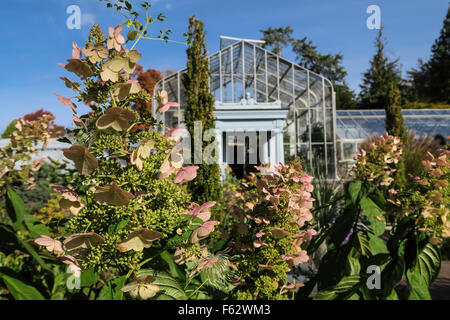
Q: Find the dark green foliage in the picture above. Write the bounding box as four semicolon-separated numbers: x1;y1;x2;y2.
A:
260;26;293;56
182;15;222;204
305;180;441;300
14;162;70;213
1;119;17;139
359;27;402;109
291;38;346;84
311;176;344;230
259;25;356;109
385;82;408;143
335;83;358;109
408;5;450;103
385;82;407;185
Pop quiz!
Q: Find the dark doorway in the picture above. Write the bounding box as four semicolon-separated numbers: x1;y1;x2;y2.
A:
223;131;270;179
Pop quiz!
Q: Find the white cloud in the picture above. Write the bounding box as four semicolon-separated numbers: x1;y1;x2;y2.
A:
165;3;172;10
81;12;95;27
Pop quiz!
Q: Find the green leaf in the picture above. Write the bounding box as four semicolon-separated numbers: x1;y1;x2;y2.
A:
416;242;441;285
98;276;126;300
2;198;51;272
348;181;362;204
314;275;362;300
160;250;185;281
406;264;431;300
347;246;361;275
50;291;65;300
24;214;50;238
386;289;399;300
5;187;26;230
360;197;385;237
381;240;406;297
356;231;371;257
138;269;187;300
0;223;19;255
211;238;228;252
0;272;45;300
108;218;130;234
80;268;99;287
368;235;388;255
367;253;390;267
317;245;351;290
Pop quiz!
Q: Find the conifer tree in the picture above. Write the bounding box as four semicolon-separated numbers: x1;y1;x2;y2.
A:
259;26;357;109
409;5;450;103
182;15;222;204
385;81;407;186
359;27;401;109
385;81;408;144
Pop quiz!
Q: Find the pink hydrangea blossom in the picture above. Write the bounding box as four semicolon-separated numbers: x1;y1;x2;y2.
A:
173;166;199;184
34;235;64;255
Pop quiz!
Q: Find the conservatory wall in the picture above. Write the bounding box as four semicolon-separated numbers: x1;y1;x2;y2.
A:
336;109;450;171
153;38;337;178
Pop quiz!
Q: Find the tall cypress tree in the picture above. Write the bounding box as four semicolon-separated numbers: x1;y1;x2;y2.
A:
183;15;222;204
359;27;401;109
386;80;407;186
385;81;408;143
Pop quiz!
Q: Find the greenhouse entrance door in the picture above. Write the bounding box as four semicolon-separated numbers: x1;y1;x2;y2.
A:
222;131;270;179
213;102;289;179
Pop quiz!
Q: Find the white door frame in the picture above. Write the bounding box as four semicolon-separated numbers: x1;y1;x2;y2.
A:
213;102;289;178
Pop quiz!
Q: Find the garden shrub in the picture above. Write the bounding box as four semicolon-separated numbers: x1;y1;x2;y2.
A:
1;0;230;298
228;158;316;299
354;133;449;239
0;110;61;193
307;133;449;300
28;14;227;299
0;110;70;300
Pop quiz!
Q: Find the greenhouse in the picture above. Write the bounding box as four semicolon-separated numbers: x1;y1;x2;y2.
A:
336;109;450;165
153;36;337;178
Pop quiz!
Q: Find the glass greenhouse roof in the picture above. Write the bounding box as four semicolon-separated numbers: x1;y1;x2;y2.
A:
336;109;450;140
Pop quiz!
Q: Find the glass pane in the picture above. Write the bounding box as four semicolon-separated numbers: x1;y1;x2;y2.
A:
296;109;309;143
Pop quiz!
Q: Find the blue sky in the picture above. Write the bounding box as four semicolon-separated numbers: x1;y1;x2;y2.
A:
0;0;448;131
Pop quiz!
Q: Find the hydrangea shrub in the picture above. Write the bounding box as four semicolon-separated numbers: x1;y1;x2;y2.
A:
33;23;220;300
229;159;316;299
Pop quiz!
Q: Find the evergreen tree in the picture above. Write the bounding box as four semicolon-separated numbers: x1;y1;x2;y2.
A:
409;5;450;103
359;27;401;109
291;37;347;84
182;15;222;204
385;81;408;143
385;81;407;186
334;82;358;109
259;26;358;109
260;26;293;56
